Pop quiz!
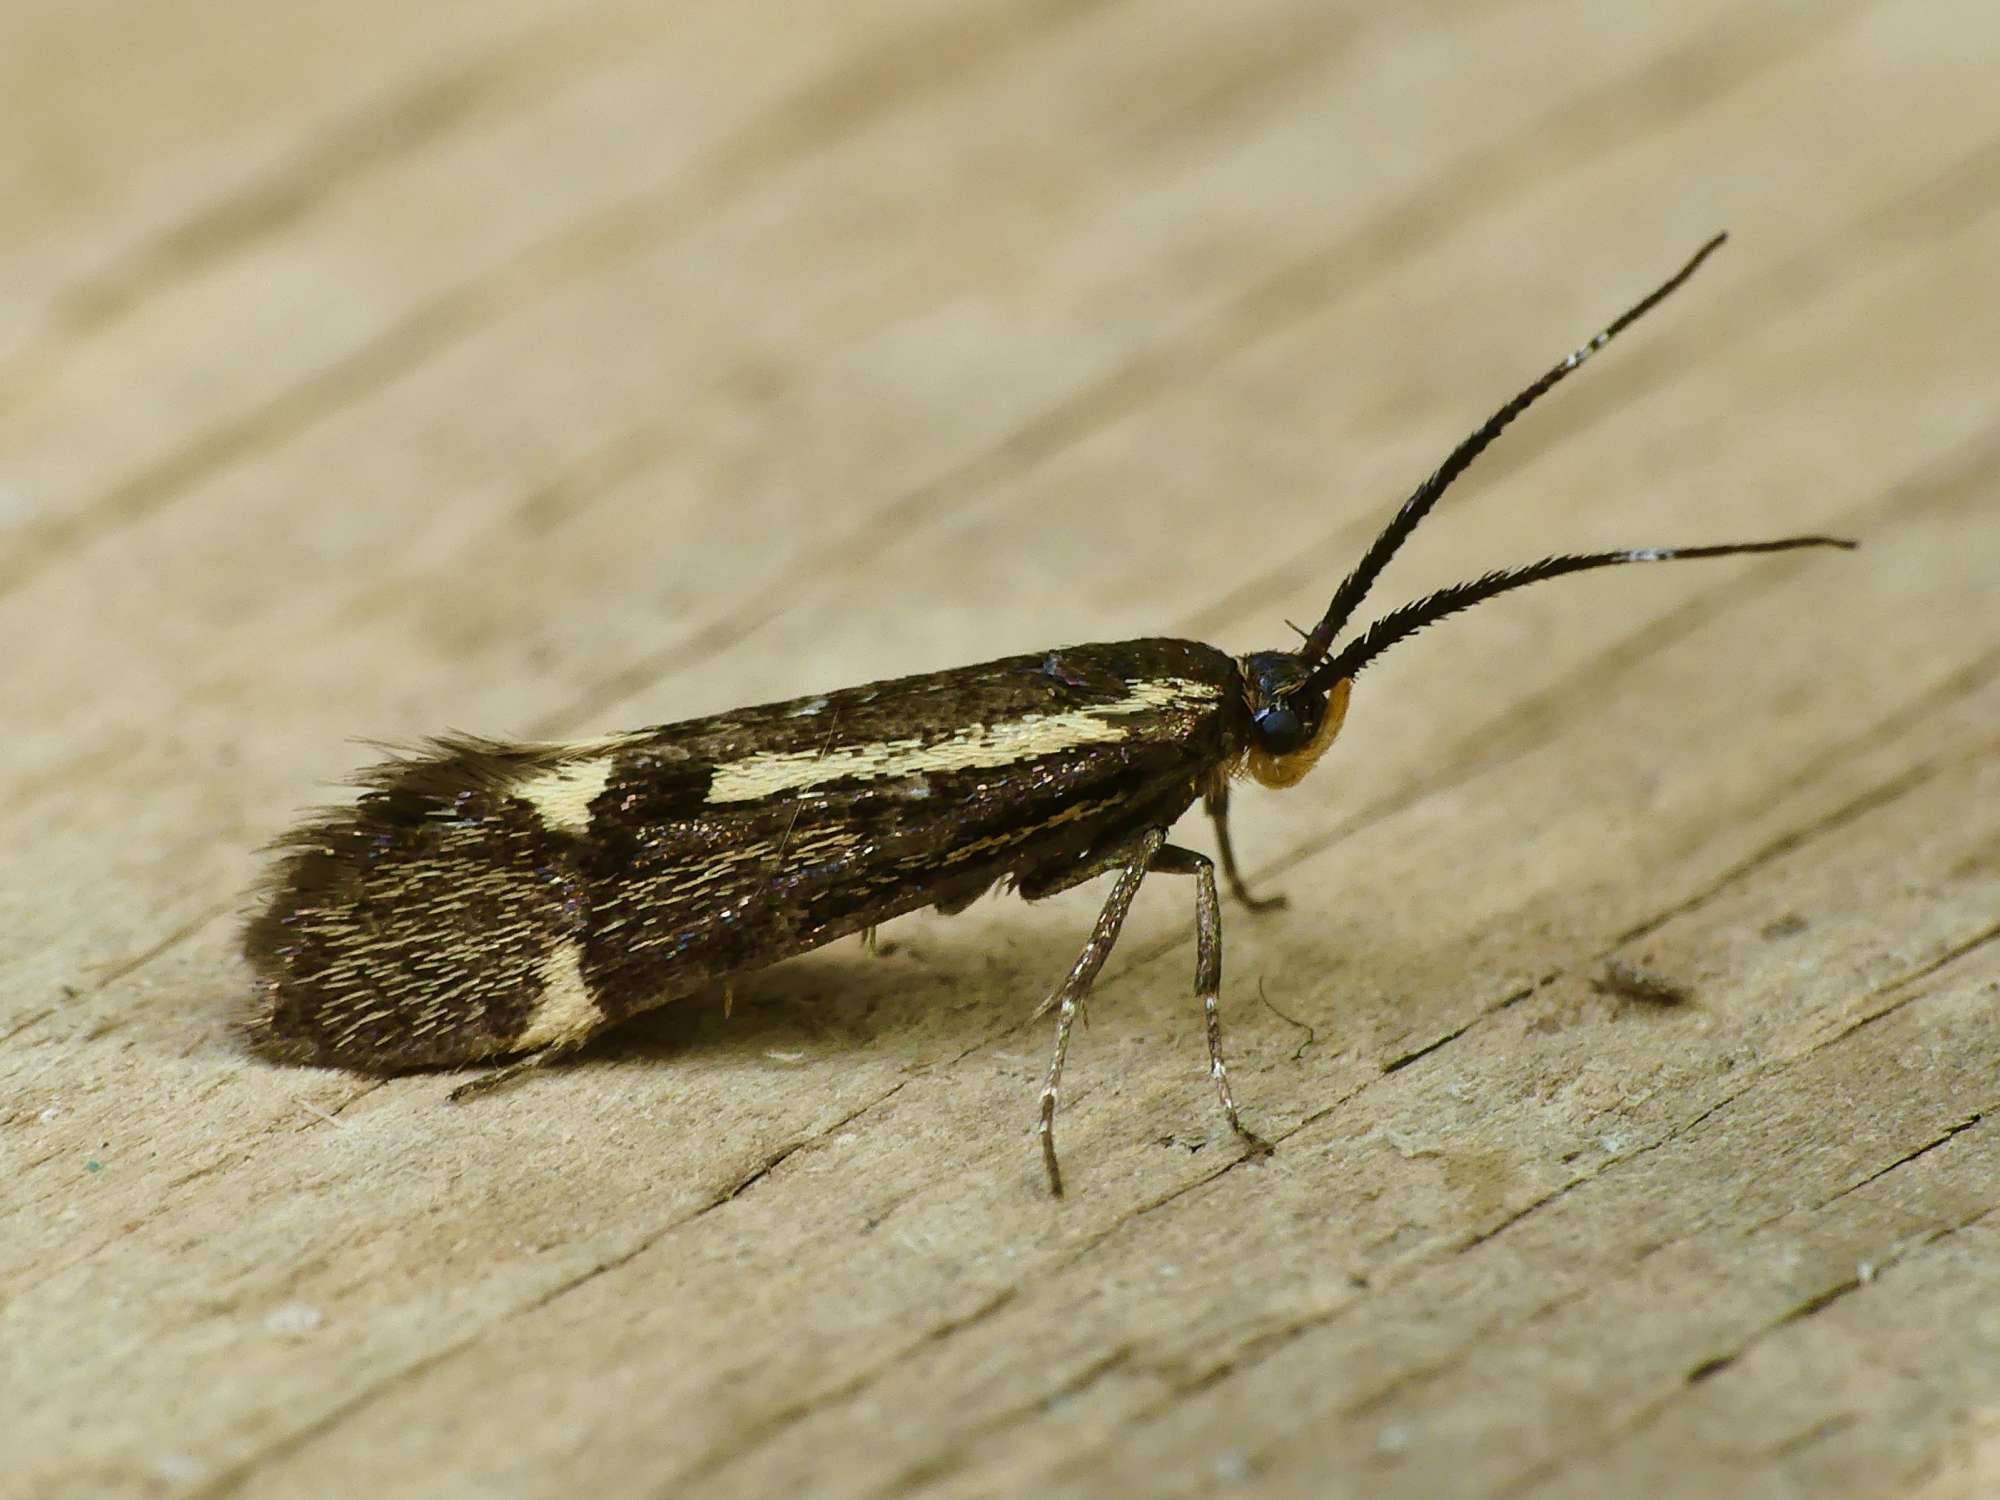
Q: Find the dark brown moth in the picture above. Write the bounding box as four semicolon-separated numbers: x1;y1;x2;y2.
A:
245;234;1853;1194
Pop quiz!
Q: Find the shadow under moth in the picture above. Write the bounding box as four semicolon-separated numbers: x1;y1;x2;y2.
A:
245;235;1853;1193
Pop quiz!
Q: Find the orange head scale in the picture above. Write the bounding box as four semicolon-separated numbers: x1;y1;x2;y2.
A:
1235;232;1854;793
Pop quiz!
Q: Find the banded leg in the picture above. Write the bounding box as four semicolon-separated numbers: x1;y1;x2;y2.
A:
1150;845;1272;1164
1204;785;1286;912
1031;828;1166;1197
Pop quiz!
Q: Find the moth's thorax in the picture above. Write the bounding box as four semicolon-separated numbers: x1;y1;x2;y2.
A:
1237;651;1352;790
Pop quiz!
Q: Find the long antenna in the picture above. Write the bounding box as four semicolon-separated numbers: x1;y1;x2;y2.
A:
1304;537;1856;691
1297;233;1730;666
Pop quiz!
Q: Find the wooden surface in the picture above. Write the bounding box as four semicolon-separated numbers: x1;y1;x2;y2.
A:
5;3;1997;1496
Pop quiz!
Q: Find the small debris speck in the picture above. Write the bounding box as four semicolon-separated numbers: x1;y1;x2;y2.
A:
1760;913;1810;941
1593;958;1692;1006
155;1453;207;1486
84;1159;102;1173
263;1301;325;1336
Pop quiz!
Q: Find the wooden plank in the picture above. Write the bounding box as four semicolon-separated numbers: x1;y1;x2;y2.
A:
3;0;1995;1495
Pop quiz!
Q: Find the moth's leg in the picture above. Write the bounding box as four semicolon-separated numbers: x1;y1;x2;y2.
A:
1033;827;1167;1197
1149;844;1273;1163
1204;784;1286;913
1017;843;1146;909
446;1043;578;1103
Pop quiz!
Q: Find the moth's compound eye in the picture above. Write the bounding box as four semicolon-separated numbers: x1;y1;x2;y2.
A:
1250;699;1317;756
1242;651;1326;757
1232;648;1344;792
1240;651;1351;790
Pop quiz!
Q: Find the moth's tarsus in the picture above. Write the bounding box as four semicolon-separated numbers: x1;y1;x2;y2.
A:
245;236;1856;1197
448;1045;570;1103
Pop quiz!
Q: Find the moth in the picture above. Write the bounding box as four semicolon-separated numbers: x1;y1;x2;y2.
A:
246;234;1852;1194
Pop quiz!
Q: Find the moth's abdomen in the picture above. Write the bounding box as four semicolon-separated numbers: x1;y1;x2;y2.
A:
245;742;602;1068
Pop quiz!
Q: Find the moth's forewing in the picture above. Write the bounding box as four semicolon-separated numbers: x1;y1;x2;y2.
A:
246;639;1247;1068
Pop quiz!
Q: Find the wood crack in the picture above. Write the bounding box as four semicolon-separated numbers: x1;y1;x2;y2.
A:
1814;1114;1987;1213
1492;1211;1997;1495
1614;760;1946;949
182;1072;920;1496
1028;901;1997;1470
669;1284;1028;1493
1798;918;2000;1064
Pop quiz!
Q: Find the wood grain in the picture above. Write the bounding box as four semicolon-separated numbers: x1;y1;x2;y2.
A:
4;2;1995;1496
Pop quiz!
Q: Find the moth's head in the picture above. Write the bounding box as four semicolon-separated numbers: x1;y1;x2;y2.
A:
1240;651;1352;789
1236;236;1856;795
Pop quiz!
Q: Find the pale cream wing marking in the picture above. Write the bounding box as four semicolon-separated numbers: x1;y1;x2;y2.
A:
707;677;1216;805
513;937;603;1050
515;756;617;833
